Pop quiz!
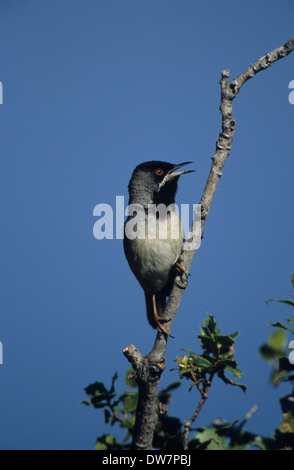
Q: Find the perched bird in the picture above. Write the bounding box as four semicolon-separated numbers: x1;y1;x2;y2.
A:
123;161;194;335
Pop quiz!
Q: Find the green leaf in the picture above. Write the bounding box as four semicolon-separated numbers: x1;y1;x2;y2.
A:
192;355;213;370
104;408;111;423
228;331;240;340
218;371;247;392
124;367;137;389
225;364;243;379
95;441;107;450
278;410;294;434
121;392;138;414
177;351;213;374
159;381;181;394
120;418;134;429
83;373;119;409
266;298;294;307
84;381;108;398
259;343;282;361
195;426;217;444
180;347;196;356
207;358;233;374
259;329;287;362
269;328;287;351
110;372;118;392
95;433;120;450
158;381;181;404
214;334;235;348
272;411;294;449
198;335;218;355
201;314;220;337
268;320;294;334
81;400;91;406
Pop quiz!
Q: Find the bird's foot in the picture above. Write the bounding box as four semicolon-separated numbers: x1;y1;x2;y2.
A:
175;261;190;277
175;261;189;289
156;318;172;337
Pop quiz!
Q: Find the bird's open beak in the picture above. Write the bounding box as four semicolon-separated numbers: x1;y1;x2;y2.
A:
167;161;195;179
158;162;194;191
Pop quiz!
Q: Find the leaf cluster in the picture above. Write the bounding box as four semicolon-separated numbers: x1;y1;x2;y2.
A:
189;410;294;450
82;369;182;450
82;370;137;449
82;274;294;450
175;314;246;392
259;274;294;386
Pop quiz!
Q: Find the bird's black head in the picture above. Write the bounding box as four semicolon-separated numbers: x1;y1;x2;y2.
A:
128;161;194;206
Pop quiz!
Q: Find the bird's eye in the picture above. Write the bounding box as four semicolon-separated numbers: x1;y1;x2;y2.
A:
154;168;164;176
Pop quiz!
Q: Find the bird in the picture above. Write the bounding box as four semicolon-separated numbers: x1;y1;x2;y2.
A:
123;161;194;335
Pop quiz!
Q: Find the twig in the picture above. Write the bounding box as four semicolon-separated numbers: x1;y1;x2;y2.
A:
183;373;214;450
236;403;259;433
156;35;294;342
124;36;294;451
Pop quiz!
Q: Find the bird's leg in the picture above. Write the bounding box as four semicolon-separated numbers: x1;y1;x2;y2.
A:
152;294;170;337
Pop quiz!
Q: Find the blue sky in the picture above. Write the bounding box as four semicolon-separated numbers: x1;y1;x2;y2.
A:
0;0;293;450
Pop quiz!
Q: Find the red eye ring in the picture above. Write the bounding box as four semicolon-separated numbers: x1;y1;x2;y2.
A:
155;168;164;176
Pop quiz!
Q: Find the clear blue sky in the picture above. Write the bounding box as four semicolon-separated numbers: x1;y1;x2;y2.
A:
0;0;293;450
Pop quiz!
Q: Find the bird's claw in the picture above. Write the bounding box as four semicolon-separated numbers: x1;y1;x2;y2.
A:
175;261;189;289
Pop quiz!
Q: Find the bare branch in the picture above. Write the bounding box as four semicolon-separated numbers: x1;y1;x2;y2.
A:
157;35;294;339
123;344;166;450
233;36;294;94
123;344;144;371
235;403;259;433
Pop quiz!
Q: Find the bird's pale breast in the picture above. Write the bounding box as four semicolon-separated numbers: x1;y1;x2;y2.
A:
124;208;183;293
